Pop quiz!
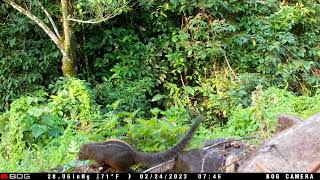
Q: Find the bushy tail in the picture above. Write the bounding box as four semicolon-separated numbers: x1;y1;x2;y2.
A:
134;115;203;166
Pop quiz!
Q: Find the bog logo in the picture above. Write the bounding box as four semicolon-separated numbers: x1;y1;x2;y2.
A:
0;174;30;179
0;174;8;179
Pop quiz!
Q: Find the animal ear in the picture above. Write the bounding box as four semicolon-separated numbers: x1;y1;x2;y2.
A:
80;144;88;150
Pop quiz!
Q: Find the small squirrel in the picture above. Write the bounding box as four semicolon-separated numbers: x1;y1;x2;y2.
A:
78;115;203;172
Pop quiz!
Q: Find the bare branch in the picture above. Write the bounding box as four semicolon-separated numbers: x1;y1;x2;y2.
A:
4;0;62;49
35;0;61;38
68;13;119;24
201;151;212;172
224;54;238;80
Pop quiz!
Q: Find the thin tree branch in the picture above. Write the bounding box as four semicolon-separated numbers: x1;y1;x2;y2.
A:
224;54;238;80
35;0;62;38
203;136;257;151
68;14;120;24
4;0;62;50
201;150;212;172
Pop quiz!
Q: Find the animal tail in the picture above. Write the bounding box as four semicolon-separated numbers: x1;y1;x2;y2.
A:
134;115;203;166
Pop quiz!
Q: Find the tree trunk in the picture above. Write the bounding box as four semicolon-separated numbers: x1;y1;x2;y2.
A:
61;0;76;77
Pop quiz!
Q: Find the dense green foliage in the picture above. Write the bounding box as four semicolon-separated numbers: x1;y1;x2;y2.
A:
0;0;319;172
0;2;61;111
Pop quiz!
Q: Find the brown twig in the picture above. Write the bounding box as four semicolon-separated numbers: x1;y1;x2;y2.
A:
203;136;258;151
224;54;238;80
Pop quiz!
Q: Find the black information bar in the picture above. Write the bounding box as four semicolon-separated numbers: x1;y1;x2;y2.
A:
0;173;319;180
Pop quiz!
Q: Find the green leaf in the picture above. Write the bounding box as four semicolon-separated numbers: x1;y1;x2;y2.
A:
26;97;34;105
27;107;44;117
184;86;195;95
160;11;167;18
9;37;16;47
152;94;165;102
47;128;64;137
41;114;59;127
30;124;47;138
150;108;162;116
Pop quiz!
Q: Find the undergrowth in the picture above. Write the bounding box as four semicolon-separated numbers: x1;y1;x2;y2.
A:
0;78;319;172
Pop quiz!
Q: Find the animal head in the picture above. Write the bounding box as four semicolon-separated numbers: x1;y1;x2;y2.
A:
78;144;92;160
